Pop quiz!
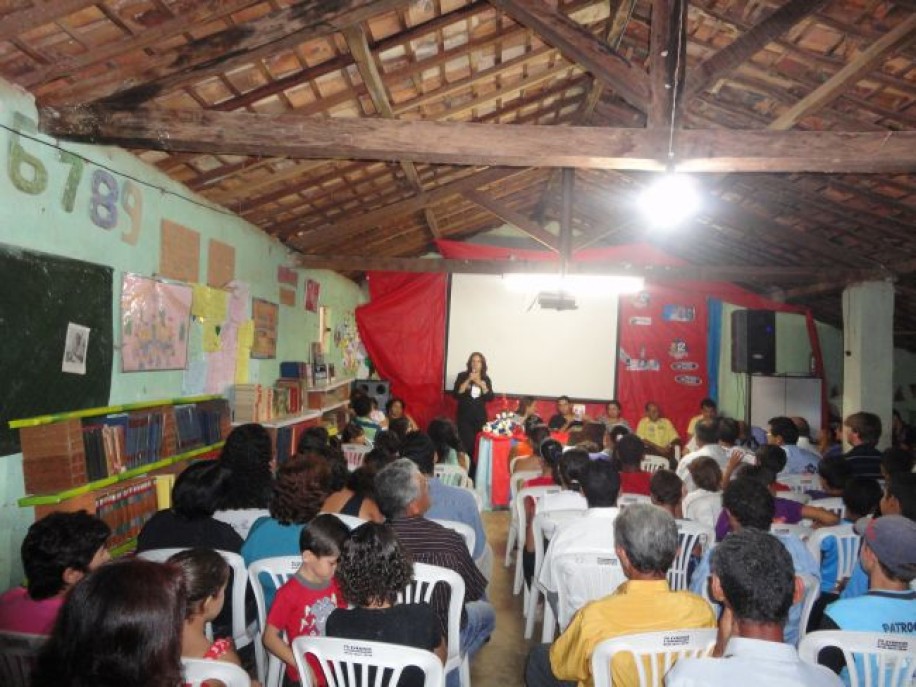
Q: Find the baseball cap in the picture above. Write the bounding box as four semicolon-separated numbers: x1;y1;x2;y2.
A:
855;515;916;579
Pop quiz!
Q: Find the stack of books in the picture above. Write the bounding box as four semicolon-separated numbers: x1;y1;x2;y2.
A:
94;477;158;547
232;384;273;423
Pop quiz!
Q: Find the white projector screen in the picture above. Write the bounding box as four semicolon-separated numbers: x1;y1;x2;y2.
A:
445;274;619;400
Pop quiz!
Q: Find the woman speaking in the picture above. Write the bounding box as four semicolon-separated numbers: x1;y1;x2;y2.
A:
453;351;494;479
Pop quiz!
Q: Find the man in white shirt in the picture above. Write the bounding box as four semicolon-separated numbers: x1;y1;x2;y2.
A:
676;419;726;489
767;416;820;475
666;529;842;687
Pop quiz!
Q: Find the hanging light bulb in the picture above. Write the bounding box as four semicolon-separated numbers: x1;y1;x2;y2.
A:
638;172;701;229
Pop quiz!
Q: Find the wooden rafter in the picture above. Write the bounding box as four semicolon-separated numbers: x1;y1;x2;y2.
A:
648;0;687;132
461;190;559;251
40;106;916;173
559;168;574;265
0;0;99;43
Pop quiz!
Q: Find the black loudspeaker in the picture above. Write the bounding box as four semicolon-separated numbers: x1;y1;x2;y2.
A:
731;310;776;374
354;379;390;410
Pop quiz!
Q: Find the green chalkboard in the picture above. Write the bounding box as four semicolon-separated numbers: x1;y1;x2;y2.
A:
0;245;113;455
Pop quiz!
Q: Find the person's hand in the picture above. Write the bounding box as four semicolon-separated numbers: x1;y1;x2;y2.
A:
727;448;745;470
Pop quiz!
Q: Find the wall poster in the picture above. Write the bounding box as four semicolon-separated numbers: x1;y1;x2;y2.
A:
251;298;279;359
121;274;192;371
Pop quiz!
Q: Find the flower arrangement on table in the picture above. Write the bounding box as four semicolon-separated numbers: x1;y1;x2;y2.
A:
482;411;525;440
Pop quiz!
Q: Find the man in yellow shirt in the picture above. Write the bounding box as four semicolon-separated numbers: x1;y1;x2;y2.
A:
524;504;715;687
635;402;681;459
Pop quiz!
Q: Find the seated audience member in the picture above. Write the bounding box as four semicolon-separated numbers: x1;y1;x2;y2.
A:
817;516;916;684
600;400;630;432
215;423;275;538
635;401;681;460
537;459;619;610
428;416;471;471
263;514;350;686
513;396;538;426
677;419;727;487
667;530;842;687
554;448;591;496
387;396;419;433
32;559;186;687
692;477;819;646
607;424;630;457
791;416;819;455
684;397;718;452
548;395;581;432
650;469;685;519
320;446;384;523
682;457;724;529
718;417;755;473
400;431;491;579
339;420;369;446
818;421;844;459
881;447;915;481
766;416;820;475
352;394;382;442
841;411;883;479
370;430;401;463
375;459;494;668
512;422;551;474
891;409;910;449
297;426;331;453
615;433;653;496
388;416;412;442
808;453;852;500
578;421;608;455
169;548;252;680
328;522;445;687
526;504;715;687
0;511;110;635
521;437;564;584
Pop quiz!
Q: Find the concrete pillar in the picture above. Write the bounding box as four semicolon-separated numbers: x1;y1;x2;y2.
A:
842;280;895;449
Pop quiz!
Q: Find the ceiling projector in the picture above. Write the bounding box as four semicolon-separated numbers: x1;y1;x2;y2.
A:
537;291;577;311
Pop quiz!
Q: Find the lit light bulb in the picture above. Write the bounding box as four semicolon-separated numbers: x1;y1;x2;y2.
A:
638;173;701;229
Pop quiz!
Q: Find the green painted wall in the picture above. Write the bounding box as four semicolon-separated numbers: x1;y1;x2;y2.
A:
0;79;364;590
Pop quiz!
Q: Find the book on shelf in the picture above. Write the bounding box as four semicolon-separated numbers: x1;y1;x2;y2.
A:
232;384;273;423
94;477;157;547
174;404;203;452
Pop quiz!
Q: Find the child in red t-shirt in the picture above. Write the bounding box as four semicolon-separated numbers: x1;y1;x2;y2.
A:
263;514;350;685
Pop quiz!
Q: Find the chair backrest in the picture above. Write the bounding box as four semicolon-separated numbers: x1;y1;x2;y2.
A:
292;635;444;687
617;493;652;508
554;549;627;631
681;492;722;530
668;520;715;591
430;518;475;556
770;522;814;542
398;562;464;673
0;631;44;687
181;657;251;687
798;630;916;687
341;443;372;471
248;555;305;687
537;489;588;514
511;470;543;500
641;455;670;473
807;523;861;582
780;474;819;494
590;629;717;687
327;512;367;530
515;485;562;542
809;496;845;518
779;490;812;505
434;463;473;489
797;572;821;641
137;548;250;648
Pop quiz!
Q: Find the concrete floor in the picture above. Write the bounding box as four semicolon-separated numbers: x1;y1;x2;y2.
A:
470;510;539;687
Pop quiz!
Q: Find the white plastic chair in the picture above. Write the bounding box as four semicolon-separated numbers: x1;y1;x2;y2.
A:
431;518;476;556
399;562;467;687
668;520;715;591
505;470;541;567
0;631;44;687
797;572;821;640
555;549;627;632
809;496;845;518
435;463;473;489
327;512;366;530
617;493;652;508
181;657;251;687
779;490;812;505
641;455;670;473
807;524;861;593
590;628;718;687
799;630;916;687
248;556;304;687
341;443;371;471
780;474;819;494
292;636;445;687
137;548;252;651
512;485;561;595
770;522;815;542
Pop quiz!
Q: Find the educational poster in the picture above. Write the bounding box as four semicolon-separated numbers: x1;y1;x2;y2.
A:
305;279;320;312
251;298;278;359
121;274;192;371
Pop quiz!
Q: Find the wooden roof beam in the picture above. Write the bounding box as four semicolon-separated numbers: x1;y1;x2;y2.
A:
487;0;649;113
462;190;559;251
0;0;100;43
648;0;687;132
40;106;916;173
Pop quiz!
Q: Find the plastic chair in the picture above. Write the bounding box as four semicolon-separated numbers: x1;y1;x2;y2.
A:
668;520;715;591
641;455;670;473
779;490;812;505
181;657;251;687
341;443;371;471
0;631;44;687
770;522;815;542
797;572;821;641
327;512;366;530
555;549;627;632
780;474;819;494
512;485;561;595
617;493;652;508
806;524;861;592
799;630;916;687
137;548;252;651
248;556;304;687
292;636;444;687
430;518;476;556
590;628;718;687
809;496;845;518
435;463;473;489
399;562;467;687
505;470;541;567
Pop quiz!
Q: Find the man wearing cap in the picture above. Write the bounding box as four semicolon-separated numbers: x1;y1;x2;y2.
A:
817;515;916;681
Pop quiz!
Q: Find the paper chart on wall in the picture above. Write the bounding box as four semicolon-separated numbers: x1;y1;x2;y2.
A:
121;274;192;372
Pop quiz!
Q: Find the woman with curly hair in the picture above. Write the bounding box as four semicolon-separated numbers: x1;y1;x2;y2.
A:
215;423;275;538
327;522;445;687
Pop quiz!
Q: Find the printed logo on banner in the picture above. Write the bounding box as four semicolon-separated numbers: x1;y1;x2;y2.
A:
631;291;651;308
662;304;696;322
675;375;703;386
671;361;699;371
629;316;652;326
668;339;688;359
620;348;660;372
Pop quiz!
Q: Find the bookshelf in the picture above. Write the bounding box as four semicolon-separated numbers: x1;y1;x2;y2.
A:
11;395;231;553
